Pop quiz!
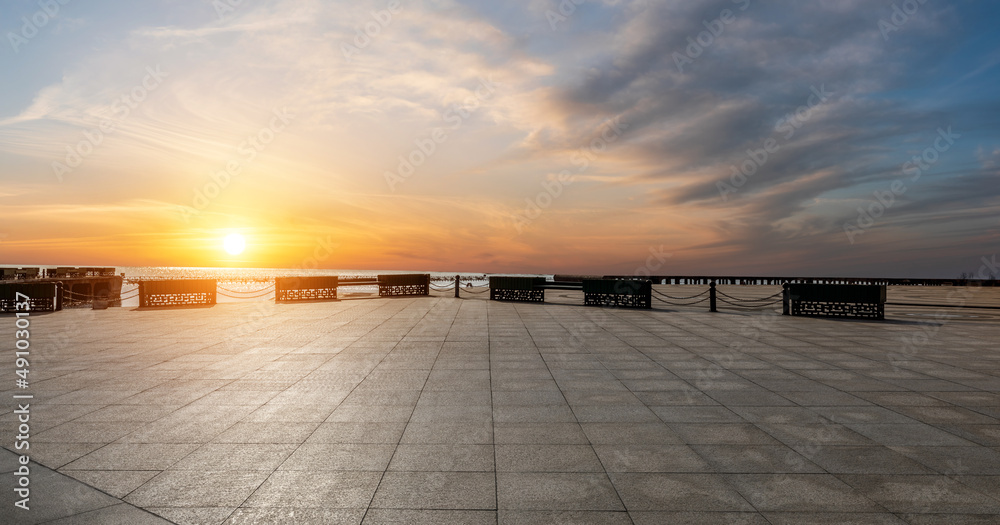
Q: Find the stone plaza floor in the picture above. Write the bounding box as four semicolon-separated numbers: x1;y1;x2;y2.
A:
1;286;999;524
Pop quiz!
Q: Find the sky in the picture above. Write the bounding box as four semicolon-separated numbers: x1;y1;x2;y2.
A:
1;0;998;277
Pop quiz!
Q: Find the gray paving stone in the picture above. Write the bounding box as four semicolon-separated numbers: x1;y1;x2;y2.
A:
496;444;604;472
126;469;271;508
838;474;1000;513
364;509;494;524
226;507;364;524
498;472;624;511
669;423;782;445
146;507;236;525
3;292;998;522
388;444;495;471
609;473;753;512
726;473;884;512
60;470;159;499
499;510;632;524
495;422;590;444
243;470;381;508
630;511;770;524
691;445;824;474
371;471;496;510
761;512;907;524
306;422;407;444
45;503;177;525
580;422;683;445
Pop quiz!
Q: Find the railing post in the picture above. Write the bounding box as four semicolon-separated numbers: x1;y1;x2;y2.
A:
709;281;717;312
782;282;790;316
455;274;460;298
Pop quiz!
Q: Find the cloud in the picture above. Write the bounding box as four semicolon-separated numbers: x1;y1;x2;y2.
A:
1;0;998;275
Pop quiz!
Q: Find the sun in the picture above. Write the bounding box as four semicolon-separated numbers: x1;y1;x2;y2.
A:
223;233;246;255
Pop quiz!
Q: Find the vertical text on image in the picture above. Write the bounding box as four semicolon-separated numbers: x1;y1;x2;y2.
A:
12;292;34;511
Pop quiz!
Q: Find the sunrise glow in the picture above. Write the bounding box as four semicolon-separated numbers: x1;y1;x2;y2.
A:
1;2;998;277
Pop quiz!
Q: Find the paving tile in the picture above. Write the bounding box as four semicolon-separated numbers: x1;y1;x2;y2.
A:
725;474;884;512
170;443;297;471
846;424;978;446
755;422;877;446
225;508;365;524
630;511;770;524
691;445;823;473
499;510;632;524
496;444;604;472
669;423;781;445
212;421;320;443
494;405;577;423
371;471;496;510
327;405;414;423
364;509;495;524
580;422;683;445
594;444;710;472
498;472;624;511
305;422;407;444
145;507;236;525
410;404;493;423
761;512;907;524
633;390;720;406
609;473;753;512
41;503;173;524
793;445;936;474
838;474;1000;514
244;470;382;508
417;390;493;406
388;444;495;471
897;514;1000;525
651;406;745;423
126;469;271;508
23;443;106;470
494;422;590;444
400;421;493;444
60;470;159;499
62;443;199;471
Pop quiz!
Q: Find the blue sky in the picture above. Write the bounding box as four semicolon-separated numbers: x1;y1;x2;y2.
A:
1;0;998;277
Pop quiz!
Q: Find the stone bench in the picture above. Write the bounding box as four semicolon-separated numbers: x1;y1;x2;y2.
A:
489;276;547;302
275;276;338;302
1;282;60;312
139;279;217;307
378;274;430;297
784;283;885;320
583;279;652;309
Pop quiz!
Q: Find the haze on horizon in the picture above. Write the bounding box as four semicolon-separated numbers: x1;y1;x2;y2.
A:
1;0;998;278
